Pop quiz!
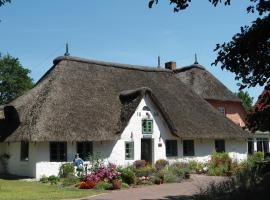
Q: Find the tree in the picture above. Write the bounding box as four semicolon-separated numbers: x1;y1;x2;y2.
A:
149;0;270;90
247;84;270;131
0;54;33;105
0;0;11;7
235;91;254;112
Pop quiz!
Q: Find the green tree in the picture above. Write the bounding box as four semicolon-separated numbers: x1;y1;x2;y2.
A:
235;91;254;112
149;0;270;89
0;0;11;7
0;54;33;105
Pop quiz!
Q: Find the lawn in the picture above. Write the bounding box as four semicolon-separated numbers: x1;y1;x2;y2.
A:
0;178;103;200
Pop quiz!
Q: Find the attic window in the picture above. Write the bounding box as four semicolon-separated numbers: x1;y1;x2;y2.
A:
217;107;226;115
142;119;153;134
142;106;151;111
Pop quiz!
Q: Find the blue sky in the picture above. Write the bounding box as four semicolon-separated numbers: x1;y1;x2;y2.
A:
0;0;264;102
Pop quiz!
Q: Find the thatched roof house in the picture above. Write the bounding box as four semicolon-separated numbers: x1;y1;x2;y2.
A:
0;56;248;142
174;64;241;102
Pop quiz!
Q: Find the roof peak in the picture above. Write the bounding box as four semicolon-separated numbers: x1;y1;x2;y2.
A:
53;55;172;73
174;63;205;73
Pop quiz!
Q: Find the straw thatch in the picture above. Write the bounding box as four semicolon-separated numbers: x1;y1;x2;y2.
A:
175;64;241;102
0;56;248;142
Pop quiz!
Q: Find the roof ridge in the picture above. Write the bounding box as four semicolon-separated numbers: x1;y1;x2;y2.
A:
174;64;205;73
53;56;172;73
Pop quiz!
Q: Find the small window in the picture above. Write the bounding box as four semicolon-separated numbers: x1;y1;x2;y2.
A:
142;119;153;134
125;141;134;160
50;142;67;162
256;138;269;153
77;142;93;160
215;140;225;153
166;140;178;157
217;107;226;115
248;138;254;155
183;140;194;156
20;141;29;161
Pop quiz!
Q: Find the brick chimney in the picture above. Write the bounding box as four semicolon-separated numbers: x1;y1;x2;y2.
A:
165;61;176;70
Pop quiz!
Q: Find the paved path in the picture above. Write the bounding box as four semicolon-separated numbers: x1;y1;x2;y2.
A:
86;175;226;200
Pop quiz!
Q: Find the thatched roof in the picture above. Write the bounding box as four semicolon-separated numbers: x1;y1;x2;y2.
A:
0;56;248;142
175;64;241;102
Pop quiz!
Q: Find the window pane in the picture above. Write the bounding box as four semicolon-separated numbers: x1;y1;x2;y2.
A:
20;141;29;161
257;141;263;152
50;142;67;162
248;139;254;155
166;140;177;157
183;140;194;156
125;142;134;160
77;142;93;160
215;140;225;153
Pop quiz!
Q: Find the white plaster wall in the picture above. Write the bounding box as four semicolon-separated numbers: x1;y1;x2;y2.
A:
227;139;247;162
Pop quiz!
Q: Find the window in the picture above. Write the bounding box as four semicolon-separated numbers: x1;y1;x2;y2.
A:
217;107;226;115
142;119;153;134
256;138;269;153
166;140;178;157
248;138;254;155
20;141;29;161
125;141;134;160
215;140;225;153
183;140;194;156
50;142;67;162
77;142;93;160
142;106;151;111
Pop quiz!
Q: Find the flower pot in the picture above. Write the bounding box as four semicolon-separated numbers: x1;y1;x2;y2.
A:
112;179;122;190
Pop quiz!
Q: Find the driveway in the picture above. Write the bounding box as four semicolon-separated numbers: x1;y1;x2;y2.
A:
86;175;226;200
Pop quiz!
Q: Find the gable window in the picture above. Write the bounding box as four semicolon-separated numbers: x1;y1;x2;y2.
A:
125;141;134;160
248;138;254;155
77;142;93;160
50;142;67;162
142;119;153;134
217;107;226;115
256;138;269;153
20;141;29;161
215;140;225;153
166;140;178;157
183;140;194;156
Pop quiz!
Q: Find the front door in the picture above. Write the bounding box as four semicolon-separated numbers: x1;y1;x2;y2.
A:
141;139;152;164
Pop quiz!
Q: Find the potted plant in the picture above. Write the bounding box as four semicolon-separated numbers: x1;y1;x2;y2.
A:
112;178;122;189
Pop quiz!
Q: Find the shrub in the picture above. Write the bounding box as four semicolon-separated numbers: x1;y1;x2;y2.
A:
155;159;169;171
248;152;264;167
134;165;155;177
40;175;49;183
119;167;136;185
133;160;147;169
48;175;60;185
94;181;113;190
79;180;97;189
121;182;129;189
59;163;75;178
88;152;105;173
160;166;183;183
207;152;232;176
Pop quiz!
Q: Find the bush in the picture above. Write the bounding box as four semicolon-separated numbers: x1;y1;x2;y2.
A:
159;166;183;183
79;181;97;189
207;152;232;176
133;160;147;169
94;181;113;190
48;175;60;185
88;152;105;173
248;152;264;167
134;165;155;177
59;163;75;178
119;167;136;185
40;175;49;183
121;182;129;189
155;159;169;171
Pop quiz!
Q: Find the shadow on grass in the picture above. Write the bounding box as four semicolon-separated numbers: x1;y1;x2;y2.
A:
0;173;31;180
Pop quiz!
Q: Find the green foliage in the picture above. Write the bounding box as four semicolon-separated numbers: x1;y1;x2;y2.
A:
121;182;129;189
133;165;155;177
207;152;232;176
40;175;49;184
87;152;104;173
0;54;33;105
48;175;60;185
118;167;136;185
155;159;169;171
235;91;254;112
94;181;113;190
59;163;75;178
0;0;11;7
247;152;264;167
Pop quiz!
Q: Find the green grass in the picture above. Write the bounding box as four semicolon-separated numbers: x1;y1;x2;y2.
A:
0;179;103;200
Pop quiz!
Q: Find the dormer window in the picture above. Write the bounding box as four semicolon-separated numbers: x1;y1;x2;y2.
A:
142;119;153;134
217;107;226;115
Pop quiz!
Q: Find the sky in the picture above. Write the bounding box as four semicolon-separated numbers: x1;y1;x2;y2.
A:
0;0;264;102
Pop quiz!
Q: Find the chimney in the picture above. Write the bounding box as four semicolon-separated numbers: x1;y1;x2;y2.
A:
165;61;176;70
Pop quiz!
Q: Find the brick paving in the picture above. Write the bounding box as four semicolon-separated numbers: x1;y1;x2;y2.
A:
85;175;226;200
